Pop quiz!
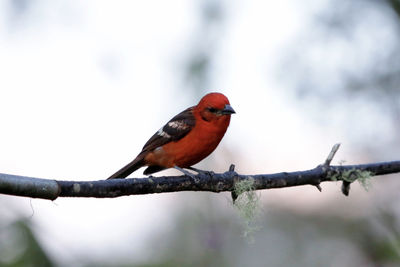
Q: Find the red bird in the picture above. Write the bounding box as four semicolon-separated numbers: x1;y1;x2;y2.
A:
108;92;235;179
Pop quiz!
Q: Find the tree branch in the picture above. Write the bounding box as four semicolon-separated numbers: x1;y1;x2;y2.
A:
1;145;400;200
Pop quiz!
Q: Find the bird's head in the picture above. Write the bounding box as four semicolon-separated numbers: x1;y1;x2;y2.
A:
197;92;235;123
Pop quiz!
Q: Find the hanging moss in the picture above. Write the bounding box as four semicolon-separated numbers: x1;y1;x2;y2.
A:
233;178;261;243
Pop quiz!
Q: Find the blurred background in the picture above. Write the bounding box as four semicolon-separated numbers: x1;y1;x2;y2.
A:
0;0;400;266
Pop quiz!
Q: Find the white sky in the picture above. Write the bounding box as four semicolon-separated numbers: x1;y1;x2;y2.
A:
0;0;391;265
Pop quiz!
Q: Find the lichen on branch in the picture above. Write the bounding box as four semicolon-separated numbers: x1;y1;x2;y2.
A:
329;168;374;191
233;178;261;242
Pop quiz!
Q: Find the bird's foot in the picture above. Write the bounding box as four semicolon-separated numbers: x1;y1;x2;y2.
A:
174;166;200;183
187;167;215;178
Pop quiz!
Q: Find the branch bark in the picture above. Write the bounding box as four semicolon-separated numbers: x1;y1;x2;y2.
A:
1;145;399;200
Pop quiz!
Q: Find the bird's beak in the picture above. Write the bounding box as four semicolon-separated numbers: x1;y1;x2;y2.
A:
221;104;236;115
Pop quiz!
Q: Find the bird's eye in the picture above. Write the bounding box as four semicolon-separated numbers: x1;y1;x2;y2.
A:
207;107;218;113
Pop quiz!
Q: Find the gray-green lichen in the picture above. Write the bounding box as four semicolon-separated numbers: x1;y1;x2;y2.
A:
233;177;261;243
330;168;373;191
73;183;81;193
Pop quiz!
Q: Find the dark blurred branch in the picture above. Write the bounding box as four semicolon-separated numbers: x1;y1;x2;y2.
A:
1;145;400;200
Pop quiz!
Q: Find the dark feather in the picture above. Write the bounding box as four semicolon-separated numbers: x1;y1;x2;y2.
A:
141;107;196;153
144;165;166;175
107;156;145;179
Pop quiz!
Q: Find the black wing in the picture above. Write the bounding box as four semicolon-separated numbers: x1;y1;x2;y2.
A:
141;106;196;153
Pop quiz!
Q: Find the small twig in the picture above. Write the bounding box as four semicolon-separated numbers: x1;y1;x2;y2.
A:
229;164;239;202
314;183;323;192
324;143;341;166
323;143;350;196
312;143;341;192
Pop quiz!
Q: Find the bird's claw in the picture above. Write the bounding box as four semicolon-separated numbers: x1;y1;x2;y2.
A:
174;166;200;183
188;167;214;178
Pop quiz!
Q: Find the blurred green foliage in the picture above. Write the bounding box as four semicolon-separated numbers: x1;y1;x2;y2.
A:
0;219;54;267
2;204;400;267
116;204;400;267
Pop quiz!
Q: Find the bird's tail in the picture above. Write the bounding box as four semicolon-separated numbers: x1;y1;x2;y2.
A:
107;156;145;179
